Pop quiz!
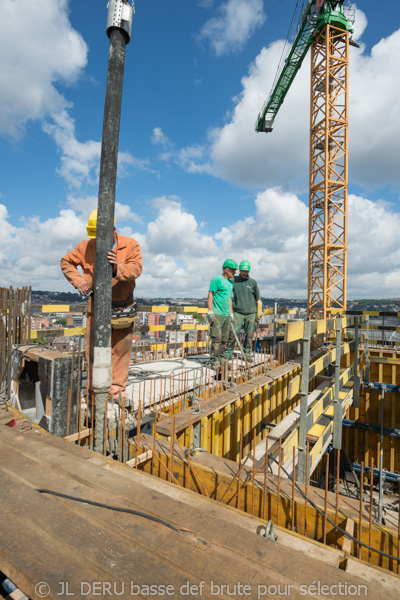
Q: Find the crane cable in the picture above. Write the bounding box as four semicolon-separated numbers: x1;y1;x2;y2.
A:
271;0;308;94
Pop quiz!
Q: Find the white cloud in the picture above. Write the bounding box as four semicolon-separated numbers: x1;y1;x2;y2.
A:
43;110;154;189
0;205;87;289
352;6;368;40
347;194;400;296
183;10;400;194
198;0;266;57
145;196;218;259
4;188;399;299
151;127;171;146
198;0;214;9
210;38;309;189
349;28;400;188
67;195;141;224
43;111;101;188
0;0;87;139
115;202;142;225
163;145;214;175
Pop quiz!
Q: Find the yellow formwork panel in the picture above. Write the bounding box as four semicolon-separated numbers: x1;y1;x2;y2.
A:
151;306;169;312
232;399;241;462
288;375;301;400
281;427;299;464
150;343;167;351
31;327;86;338
62;327;86;337
285;321;304;343
242;394;251;456
307;423;326;439
181;341;195;348
212;411;220;456
223;405;231;459
285;316;358;343
41;305;70;313
181;324;195;330
200;416;210;453
149;325;166;332
196;324;209;330
309;392;353;468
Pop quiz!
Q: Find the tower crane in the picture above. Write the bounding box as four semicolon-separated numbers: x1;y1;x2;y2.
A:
256;1;356;319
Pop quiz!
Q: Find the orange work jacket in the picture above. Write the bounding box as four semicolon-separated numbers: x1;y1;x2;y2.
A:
60;233;143;302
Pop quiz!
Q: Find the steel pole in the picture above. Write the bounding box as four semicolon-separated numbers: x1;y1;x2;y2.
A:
377;386;385;524
93;3;133;454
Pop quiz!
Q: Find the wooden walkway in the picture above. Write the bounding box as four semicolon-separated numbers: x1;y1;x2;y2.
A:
0;406;399;600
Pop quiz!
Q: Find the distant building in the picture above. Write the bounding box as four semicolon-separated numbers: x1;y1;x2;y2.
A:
147;313;166;339
177;314;194;323
165;313;177;326
49;336;73;352
31;317;50;330
136;312;148;325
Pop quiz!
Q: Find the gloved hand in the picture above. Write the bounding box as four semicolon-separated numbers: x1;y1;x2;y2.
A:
230;315;234;322
207;311;214;322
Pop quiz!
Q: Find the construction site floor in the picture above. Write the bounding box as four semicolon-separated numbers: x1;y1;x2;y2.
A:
0;405;399;600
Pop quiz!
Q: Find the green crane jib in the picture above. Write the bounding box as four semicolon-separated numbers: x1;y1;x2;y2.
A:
256;0;353;133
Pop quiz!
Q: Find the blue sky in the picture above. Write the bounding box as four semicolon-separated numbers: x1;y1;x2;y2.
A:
1;0;400;299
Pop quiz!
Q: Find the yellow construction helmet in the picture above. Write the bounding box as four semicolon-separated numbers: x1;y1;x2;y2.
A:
86;209;116;238
86;209;98;238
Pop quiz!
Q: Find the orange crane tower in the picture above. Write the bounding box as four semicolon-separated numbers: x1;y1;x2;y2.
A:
256;1;356;318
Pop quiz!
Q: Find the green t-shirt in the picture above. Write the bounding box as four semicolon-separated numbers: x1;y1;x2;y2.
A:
209;275;233;316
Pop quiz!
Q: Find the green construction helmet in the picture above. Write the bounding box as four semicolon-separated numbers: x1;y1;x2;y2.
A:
239;260;251;271
222;258;238;270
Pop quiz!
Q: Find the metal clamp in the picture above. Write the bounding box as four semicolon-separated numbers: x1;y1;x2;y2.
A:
264;520;276;541
106;0;134;43
19;419;32;432
185;443;207;458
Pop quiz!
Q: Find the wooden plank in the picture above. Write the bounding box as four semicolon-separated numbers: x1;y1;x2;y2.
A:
342;518;355;555
126;449;153;467
2;417;399;592
3;428;379;599
63;428;92;442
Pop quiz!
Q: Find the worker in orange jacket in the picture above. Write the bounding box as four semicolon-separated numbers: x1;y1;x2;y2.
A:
60;210;143;401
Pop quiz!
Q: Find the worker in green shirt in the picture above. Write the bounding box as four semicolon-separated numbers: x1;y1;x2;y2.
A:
227;260;260;355
207;259;237;367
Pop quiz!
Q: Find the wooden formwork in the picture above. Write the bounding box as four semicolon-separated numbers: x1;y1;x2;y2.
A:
155;363;302;461
154;336;359;478
345;348;400;473
2;404;400;599
141;435;400;574
135;321;400;575
0;286;31;388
